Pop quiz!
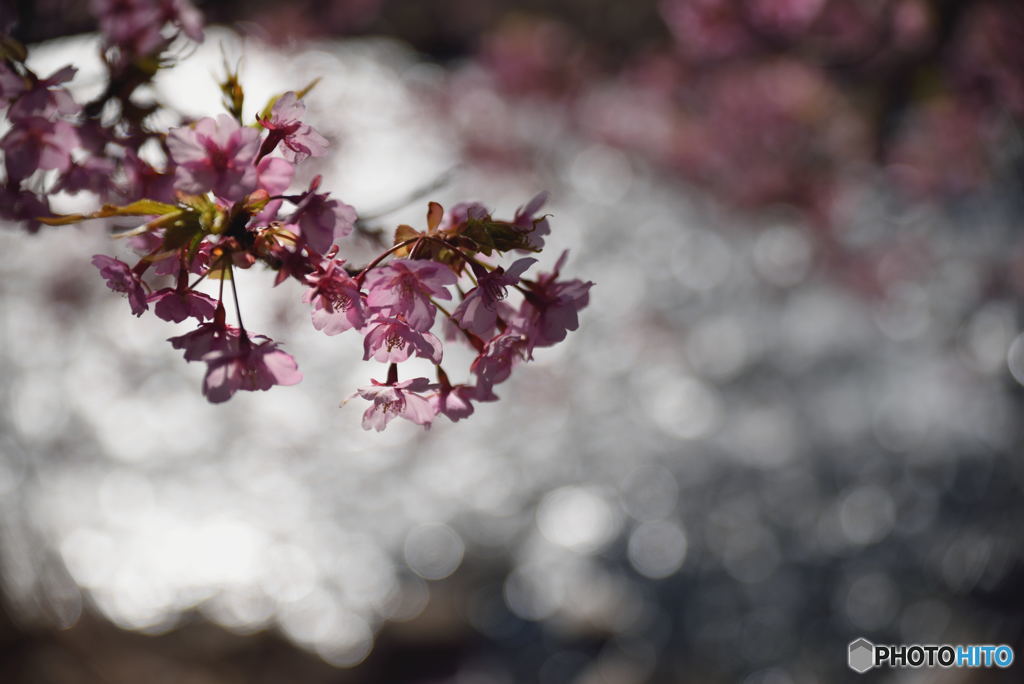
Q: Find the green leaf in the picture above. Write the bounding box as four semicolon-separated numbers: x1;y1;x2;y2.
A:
38;199;181;226
219;53;245;121
161;219;203;251
460;218;540;255
394;224;422;245
295;77;321;99
111;211;187;238
0;37;28;62
118;199;181;215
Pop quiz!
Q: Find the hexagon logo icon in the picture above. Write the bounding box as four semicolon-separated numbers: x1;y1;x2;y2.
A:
848;638;875;673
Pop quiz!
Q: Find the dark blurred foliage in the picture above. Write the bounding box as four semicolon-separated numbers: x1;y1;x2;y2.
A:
8;0;665;61
12;1;1024;221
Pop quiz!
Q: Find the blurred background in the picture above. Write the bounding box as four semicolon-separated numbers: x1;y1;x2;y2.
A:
3;0;1024;682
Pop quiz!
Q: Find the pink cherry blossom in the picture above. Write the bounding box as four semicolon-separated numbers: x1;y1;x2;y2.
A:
287;178;357;254
441;201;490;231
470;331;532;396
303;258;366;334
92;0;164;56
353;377;436;431
252;156;295;223
92;0;202;55
362;316;443;364
0;186;51;232
6;65;79;121
259;91;329;163
256;156;294;195
512;191;551;250
148;288;218;323
1;117;80;181
120;149;177;204
168;320;239;361
91;255;148;316
364;259;456;331
428;384;479;422
201;335;302;403
55;156;118;196
163;0;204;42
518;251;592;347
0;62;26;106
167;114;260;201
452;257;536;336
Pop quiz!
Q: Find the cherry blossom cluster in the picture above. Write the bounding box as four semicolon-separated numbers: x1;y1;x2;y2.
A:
86;113;590;428
1;4;592;430
0;52;88;227
339;201;591;430
1;0;204;229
